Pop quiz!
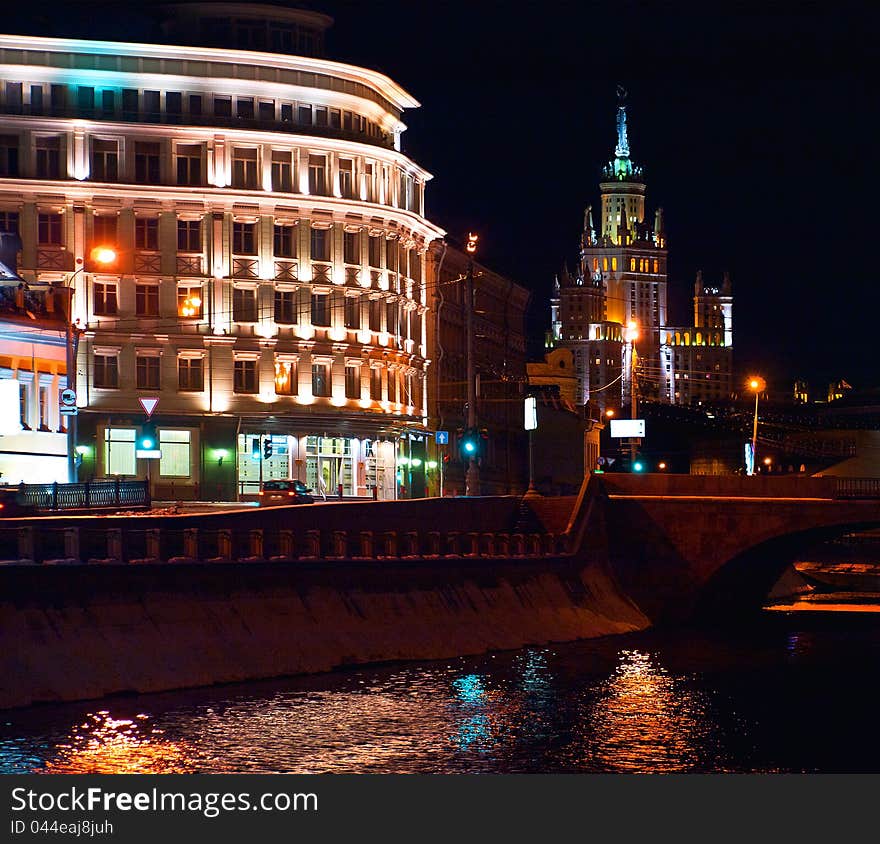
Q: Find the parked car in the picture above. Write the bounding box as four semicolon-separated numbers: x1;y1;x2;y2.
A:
258;479;315;506
0;486;38;517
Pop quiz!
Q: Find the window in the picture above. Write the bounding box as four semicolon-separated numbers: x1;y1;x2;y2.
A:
280;103;293;123
297;104;312;125
189;94;202;116
143;90;160;120
214;96;231;117
364;162;374;202
136;355;160;390
315;106;327;127
135;218;159;250
236;97;254;119
259;100;274;121
233;287;257;322
385;238;398;275
343;230;359;264
38;213;63;246
339;159;354;199
274;224;296;257
104;427;135;475
329;108;341;130
271;151;292;192
274;359;296;395
176;144;202;185
77;85;94;114
0;211;19;234
386;301;399;335
159;429;191;477
345;365;359;399
18;381;31;430
233;359;258;393
310;228;329;261
308;154;326;195
370;367;382;400
387;368;397;402
311;362;330;397
99;90;114;116
50;84;67;115
178;285;202;317
233;222;256;254
134;142;160;183
121;89;138;118
31;86;44;115
177;219;201;252
411;251;421;282
369;299;381;331
91;139;118;182
311;292;330;326
93;282;118;315
94;354;119;388
93;215;117;244
232;147;258;189
35;136;61;179
166;91;182;118
178;356;204;391
368;235;382;267
135;284;159;316
344;295;360;329
274;290;296;323
0;135;18;177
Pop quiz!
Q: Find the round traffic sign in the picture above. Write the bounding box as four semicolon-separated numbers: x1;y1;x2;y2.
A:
60;388;76;406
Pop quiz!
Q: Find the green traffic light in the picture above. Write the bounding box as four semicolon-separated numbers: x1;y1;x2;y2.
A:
142;438;154;449
633;461;644;472
463;441;476;453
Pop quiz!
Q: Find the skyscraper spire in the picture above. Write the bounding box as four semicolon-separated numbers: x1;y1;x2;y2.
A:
615;85;630;159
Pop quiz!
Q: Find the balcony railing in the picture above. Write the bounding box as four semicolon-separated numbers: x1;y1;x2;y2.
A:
274;260;298;281
0;104;394;149
232;257;259;278
176;255;203;275
17;479;150;511
135;253;161;273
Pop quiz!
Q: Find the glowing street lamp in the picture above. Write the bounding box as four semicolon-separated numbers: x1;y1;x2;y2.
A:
747;375;766;476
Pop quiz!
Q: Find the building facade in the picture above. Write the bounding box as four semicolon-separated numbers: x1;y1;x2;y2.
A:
549;94;733;416
0;5;444;500
426;243;530;496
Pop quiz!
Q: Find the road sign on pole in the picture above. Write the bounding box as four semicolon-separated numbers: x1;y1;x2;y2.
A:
138;397;159;418
60;388;76;407
435;431;449;444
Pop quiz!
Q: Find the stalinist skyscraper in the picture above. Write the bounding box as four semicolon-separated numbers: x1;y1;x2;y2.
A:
549;89;732;416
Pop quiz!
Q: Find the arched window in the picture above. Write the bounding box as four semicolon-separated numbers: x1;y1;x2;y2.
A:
653;259;659;273
611;257;617;271
695;332;703;345
630;257;636;271
603;257;608;272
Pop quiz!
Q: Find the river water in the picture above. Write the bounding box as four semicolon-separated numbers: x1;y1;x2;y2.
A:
3;606;880;774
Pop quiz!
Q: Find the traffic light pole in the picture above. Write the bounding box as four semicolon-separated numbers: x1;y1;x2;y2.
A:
465;246;479;496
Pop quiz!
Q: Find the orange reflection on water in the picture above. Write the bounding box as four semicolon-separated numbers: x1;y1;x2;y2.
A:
40;711;195;774
585;650;714;772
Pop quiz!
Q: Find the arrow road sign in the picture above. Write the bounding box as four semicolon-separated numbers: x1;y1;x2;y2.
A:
435;431;449;444
139;397;159;417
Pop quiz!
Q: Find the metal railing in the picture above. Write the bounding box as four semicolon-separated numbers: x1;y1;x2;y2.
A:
16;480;150;511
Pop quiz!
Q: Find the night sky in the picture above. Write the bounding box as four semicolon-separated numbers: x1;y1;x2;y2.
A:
8;1;877;393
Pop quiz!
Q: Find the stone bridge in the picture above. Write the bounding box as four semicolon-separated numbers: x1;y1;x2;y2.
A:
563;473;880;622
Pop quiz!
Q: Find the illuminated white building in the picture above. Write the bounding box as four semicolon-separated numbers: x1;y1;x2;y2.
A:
549;93;733;413
0;4;444;499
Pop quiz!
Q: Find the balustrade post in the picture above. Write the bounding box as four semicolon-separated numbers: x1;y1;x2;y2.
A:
465;531;480;556
249;529;264;560
145;528;161;562
216;529;233;561
404;530;419;557
511;533;525;556
107;528;123;562
383;531;398;558
482;532;496;556
542;533;556;555
278;529;295;560
359;530;374;558
64;527;80;561
446;531;460;556
332;530;348;558
183;528;199;560
52;481;58;510
304;529;321;558
17;526;34;563
528;533;543;556
496;533;510;557
427;531;441;557
85;481;91;509
114;477;121;506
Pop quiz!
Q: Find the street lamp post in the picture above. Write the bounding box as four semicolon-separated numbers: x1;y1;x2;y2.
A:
64;247;118;482
464;232;479;496
625;320;639;466
747;376;766;476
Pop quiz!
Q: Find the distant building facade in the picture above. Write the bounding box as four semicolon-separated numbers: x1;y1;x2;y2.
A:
427;243;530;496
549;93;734;415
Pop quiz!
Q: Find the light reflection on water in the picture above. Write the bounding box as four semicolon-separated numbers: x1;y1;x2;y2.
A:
3;615;880;774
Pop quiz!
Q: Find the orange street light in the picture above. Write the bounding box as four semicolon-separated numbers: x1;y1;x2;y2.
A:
90;246;117;265
747;375;766;475
658;461;667;470
605;408;615;418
